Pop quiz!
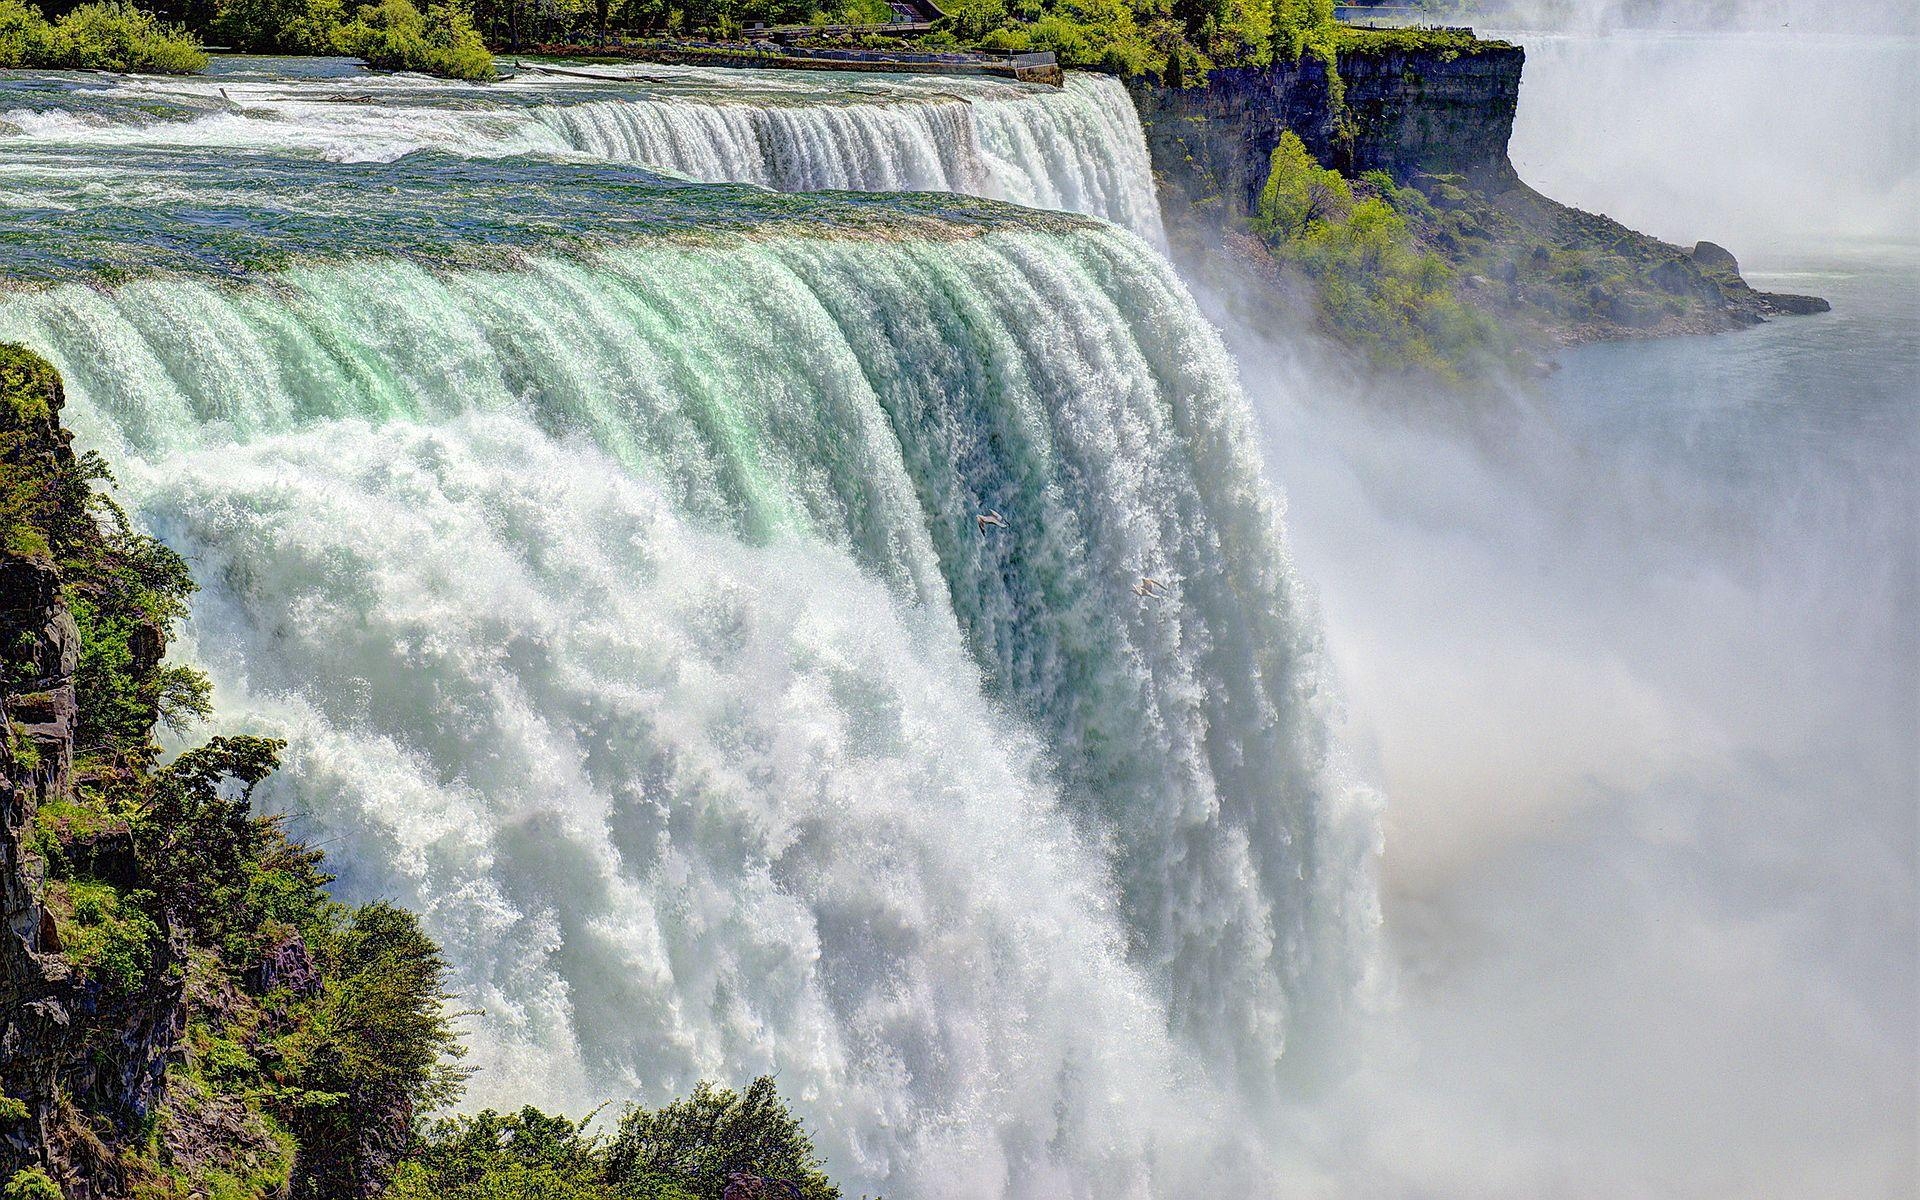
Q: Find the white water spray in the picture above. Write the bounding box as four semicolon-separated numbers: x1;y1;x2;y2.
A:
0;226;1373;1195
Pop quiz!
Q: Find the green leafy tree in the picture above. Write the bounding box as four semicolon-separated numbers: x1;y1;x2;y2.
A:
43;1;207;72
0;0;57;66
1254;136;1503;380
212;0;347;52
387;1107;644;1200
338;0;494;80
606;1077;838;1200
1270;0;1328;60
281;902;472;1199
1253;130;1351;240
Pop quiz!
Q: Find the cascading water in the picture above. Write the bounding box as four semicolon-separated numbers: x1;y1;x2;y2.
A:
0;61;1367;1197
0;62;1166;243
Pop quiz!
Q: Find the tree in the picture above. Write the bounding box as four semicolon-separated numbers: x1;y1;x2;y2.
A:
1254;130;1351;241
606;1078;838;1200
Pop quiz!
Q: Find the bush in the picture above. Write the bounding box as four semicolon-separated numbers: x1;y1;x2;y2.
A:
338;0;495;80
2;1170;61;1200
212;0;346;53
50;879;161;993
1255;134;1503;380
607;1077;838;1200
0;0;58;66
48;1;207;73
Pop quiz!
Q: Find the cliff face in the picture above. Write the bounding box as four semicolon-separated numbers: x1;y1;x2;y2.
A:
1;350;182;1198
1126;39;1826;353
1125;43;1525;224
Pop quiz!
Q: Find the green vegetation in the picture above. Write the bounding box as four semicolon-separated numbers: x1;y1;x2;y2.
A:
0;0;207;73
388;1077;838;1200
915;0;1285;76
337;0;495;80
211;0;347;54
2;1170;61;1200
1254;133;1505;380
214;0;496;79
1327;22;1510;59
46;878;161;992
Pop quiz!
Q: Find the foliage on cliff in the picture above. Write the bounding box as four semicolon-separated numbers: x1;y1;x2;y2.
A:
2;342;468;1198
0;0;205;74
1253;133;1507;380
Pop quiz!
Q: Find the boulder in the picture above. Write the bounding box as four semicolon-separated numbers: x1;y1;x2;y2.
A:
1691;240;1740;274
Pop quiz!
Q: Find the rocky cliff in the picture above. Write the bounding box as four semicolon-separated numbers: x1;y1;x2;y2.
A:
1;347;183;1198
1126;40;1525;224
1126;34;1826;353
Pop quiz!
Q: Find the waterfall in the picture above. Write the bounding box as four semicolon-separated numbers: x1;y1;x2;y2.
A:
528;76;1166;242
0;68;1166;242
0;223;1373;1196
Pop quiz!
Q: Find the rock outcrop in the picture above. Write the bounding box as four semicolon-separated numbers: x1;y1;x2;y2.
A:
1127;41;1524;224
1;347;184;1198
1125;35;1827;349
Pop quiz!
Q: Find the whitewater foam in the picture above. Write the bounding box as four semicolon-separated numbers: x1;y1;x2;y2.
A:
0;64;1165;242
0;227;1372;1195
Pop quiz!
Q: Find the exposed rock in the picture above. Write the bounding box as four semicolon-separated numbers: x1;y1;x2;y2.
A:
1126;39;1828;353
245;930;319;998
1691;239;1740;273
724;1171;804;1200
1127;42;1525;225
1759;291;1833;316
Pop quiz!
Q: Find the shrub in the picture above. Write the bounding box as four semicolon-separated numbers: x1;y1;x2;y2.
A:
606;1077;838;1200
51;879;161;993
338;0;495;81
212;0;346;53
0;0;57;67
2;1170;61;1200
48;1;208;73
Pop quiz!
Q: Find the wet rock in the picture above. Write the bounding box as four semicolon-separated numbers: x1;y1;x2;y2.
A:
1760;290;1832;315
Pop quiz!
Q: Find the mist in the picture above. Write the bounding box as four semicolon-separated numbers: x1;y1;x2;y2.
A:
1181;15;1918;1196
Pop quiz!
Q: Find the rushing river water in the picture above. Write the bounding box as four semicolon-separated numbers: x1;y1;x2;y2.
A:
0;56;1165;243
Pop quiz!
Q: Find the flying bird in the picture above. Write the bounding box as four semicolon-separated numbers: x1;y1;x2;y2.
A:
976;510;1008;533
